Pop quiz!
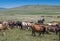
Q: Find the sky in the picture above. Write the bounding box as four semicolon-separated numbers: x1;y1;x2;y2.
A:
0;0;60;8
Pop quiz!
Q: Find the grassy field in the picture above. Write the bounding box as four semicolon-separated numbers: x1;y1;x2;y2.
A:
0;28;59;41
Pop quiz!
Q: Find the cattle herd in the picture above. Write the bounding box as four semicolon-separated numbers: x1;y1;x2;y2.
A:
0;20;60;37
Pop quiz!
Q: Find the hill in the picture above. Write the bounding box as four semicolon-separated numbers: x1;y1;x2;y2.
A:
0;5;60;15
0;8;6;10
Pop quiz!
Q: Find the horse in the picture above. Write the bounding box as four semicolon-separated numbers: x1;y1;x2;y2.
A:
55;24;60;35
38;18;45;24
15;21;22;29
15;21;32;30
0;24;6;36
10;21;28;30
19;21;31;30
29;22;46;36
46;22;60;34
8;20;17;29
0;21;11;36
2;21;11;30
21;21;28;30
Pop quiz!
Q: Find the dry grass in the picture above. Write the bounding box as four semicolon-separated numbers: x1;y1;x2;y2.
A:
0;14;60;23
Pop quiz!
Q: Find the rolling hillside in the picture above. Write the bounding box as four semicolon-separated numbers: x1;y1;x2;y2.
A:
0;5;60;15
0;8;6;10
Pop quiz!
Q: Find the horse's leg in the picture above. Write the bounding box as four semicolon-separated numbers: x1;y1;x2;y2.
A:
1;30;5;36
17;26;20;29
23;26;25;30
27;27;30;31
45;29;49;34
20;25;23;29
56;31;58;35
11;25;14;29
7;25;11;30
56;30;58;35
42;26;46;34
39;32;41;36
32;30;36;36
32;30;33;36
34;31;36;36
45;28;49;34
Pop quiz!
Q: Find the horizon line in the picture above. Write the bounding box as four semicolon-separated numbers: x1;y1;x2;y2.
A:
1;4;60;8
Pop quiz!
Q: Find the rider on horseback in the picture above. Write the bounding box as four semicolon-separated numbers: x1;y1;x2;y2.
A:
38;17;45;24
